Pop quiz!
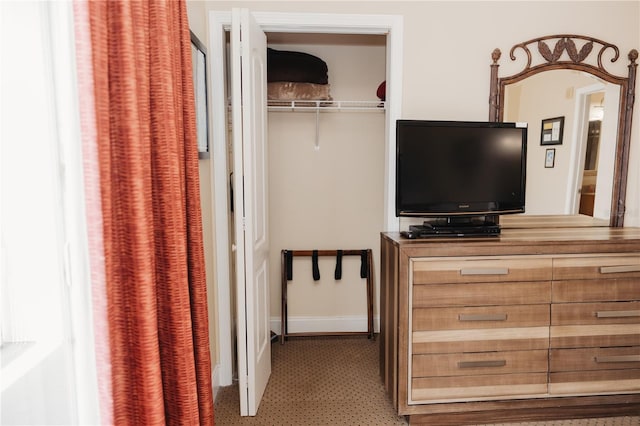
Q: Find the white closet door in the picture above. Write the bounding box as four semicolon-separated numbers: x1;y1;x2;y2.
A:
230;7;271;417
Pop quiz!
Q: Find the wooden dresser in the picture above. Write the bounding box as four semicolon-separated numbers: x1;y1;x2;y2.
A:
379;225;640;424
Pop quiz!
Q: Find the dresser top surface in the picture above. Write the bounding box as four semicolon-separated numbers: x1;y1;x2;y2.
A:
384;221;640;252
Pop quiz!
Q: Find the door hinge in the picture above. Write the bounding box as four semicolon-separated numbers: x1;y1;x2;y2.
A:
239;374;248;390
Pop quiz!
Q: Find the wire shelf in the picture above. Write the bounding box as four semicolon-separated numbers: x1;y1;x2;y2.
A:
267;99;385;112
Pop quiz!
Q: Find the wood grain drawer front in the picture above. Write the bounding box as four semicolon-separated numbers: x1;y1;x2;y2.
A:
413;305;549;331
550;347;640;372
552;301;640;325
413;350;548;378
552;278;640;303
411;373;548;402
549;369;640;395
550;347;640;396
550;323;640;348
412;258;552;285
553;255;640;280
413;281;551;307
413;326;549;354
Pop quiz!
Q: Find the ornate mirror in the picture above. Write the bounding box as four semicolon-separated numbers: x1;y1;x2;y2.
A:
489;34;637;227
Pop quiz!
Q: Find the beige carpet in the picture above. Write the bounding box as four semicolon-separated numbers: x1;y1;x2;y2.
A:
215;336;406;425
214;336;639;425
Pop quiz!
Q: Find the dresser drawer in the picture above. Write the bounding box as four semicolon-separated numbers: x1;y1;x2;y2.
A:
549;369;640;395
553;255;640;280
413;326;549;354
550;346;640;372
549;347;640;395
552;301;640;325
550;323;640;348
413;281;551;307
413;304;549;331
413;350;548;378
552;278;640;303
412;373;548;402
412;257;552;284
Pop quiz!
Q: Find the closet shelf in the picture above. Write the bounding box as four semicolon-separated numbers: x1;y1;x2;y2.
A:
227;99;385;150
267;100;385;112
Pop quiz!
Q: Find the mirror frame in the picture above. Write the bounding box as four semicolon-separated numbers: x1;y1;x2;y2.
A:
489;34;637;227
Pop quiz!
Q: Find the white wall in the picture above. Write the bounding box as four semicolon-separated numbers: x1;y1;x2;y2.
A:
204;1;639;225
192;0;640;379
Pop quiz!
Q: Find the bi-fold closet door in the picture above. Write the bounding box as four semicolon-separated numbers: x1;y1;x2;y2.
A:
229;9;271;417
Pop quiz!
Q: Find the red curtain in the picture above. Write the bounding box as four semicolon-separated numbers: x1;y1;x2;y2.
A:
75;0;214;423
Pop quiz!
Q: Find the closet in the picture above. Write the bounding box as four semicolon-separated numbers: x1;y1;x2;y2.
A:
210;11;402;414
264;32;386;337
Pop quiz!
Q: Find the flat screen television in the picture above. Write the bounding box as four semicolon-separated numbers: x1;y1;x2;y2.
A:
395;120;527;236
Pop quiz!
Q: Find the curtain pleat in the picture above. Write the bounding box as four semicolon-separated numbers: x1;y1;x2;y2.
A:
79;0;214;423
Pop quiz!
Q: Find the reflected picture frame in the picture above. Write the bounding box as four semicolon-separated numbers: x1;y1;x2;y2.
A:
545;148;556;168
191;30;210;159
540;116;564;145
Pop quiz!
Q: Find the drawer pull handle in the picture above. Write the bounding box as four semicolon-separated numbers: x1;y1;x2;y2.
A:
458;360;506;368
595;355;640;363
599;265;640;274
460;268;509;276
596;310;640;318
459;313;508;321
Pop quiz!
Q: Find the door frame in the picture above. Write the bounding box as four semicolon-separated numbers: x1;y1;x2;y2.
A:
208;10;404;387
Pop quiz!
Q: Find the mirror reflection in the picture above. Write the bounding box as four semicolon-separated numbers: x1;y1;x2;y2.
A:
502;70;620;222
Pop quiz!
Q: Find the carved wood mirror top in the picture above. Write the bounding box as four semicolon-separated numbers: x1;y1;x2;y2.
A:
489;34;637;227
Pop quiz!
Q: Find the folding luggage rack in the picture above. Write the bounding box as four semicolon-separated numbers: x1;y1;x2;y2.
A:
280;249;375;344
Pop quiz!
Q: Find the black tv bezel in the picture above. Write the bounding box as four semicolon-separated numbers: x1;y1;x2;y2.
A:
395;119;527;219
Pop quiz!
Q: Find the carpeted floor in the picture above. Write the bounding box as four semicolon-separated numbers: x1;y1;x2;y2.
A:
215;336;407;425
214;336;639;425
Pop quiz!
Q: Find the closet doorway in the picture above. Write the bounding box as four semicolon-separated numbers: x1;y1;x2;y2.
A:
209;10;403;416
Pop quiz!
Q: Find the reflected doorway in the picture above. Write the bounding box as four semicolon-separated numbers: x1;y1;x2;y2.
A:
579;92;605;216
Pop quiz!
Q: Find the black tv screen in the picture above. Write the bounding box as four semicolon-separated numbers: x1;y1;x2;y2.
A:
395;120;527;218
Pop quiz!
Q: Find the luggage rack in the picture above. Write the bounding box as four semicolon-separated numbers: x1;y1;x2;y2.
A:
280;249;375;344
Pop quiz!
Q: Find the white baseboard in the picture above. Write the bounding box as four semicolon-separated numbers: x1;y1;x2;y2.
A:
270;315;380;336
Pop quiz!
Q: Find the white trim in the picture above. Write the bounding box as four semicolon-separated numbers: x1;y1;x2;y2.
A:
384;14;403;232
252;11;400;34
208;9;403;389
270;315;381;336
209;11;234;387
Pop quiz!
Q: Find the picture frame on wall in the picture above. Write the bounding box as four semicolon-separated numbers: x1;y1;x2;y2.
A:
545;148;556;168
191;30;209;159
540;116;564;145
